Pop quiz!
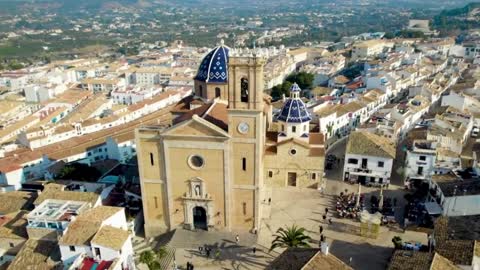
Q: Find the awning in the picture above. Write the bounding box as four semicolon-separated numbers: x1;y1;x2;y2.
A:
424;202;442;215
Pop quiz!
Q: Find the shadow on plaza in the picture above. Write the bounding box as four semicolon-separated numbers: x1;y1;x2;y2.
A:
330;240;392;270
184;242;274;270
327;220;361;237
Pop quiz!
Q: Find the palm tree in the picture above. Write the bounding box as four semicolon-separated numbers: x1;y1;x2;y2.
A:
139;248;167;270
270;225;312;251
139;250;155;268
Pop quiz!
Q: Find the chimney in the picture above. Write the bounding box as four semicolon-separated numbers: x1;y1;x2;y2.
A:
321;241;329;255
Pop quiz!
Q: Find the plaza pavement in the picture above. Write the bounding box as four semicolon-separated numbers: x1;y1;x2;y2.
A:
135;137;424;269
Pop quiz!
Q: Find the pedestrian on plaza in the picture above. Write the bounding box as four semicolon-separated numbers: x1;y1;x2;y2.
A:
322;215;326;222
235;235;239;244
253;247;256;254
215;249;220;259
206;247;210;258
268;198;272;205
319;225;323;234
320;234;325;242
349;257;353;265
186;262;191;270
328;218;332;225
191;264;194;270
325;207;329;214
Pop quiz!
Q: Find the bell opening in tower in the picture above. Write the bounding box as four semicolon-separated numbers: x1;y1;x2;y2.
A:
241;77;249;103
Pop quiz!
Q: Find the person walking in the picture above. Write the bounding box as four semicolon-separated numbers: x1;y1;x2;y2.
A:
235;234;240;244
319;225;323;234
325;207;329;214
268;198;272;205
252;247;256;254
186;262;191;270
206;247;210;258
328;218;333;225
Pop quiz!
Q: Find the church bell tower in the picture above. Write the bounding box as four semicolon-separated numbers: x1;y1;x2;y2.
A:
227;50;265;231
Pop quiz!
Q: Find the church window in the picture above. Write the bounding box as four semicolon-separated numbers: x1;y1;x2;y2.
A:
268;171;273;178
290;149;297;155
311;173;316;180
292;126;296;133
242;158;246;171
242;202;247;215
281;125;284;132
154;196;158;209
199;85;203;97
215;87;221;98
241;78;249;102
189;155;205;169
150;153;154;166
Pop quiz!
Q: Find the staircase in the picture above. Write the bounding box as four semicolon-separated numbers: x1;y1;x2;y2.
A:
133;235;176;270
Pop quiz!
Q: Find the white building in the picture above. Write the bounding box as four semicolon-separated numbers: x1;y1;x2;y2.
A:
111;85;164;105
125;67;171;86
343;131;396;185
351;40;394;61
405;140;437;186
429;173;480;217
0;72;29;92
58;206;135;270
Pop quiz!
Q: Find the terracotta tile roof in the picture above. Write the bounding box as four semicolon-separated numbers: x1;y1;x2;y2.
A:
59;219;100;246
388;250;430;270
91;225;130;251
59;206;126;248
7;239;60;270
0;210;28;240
0;192;34;215
265;146;277;155
35;183;99;206
173;103;212;125
173;101;228;131
433;216;476;266
430;253;460;270
265;132;278;145
75;206;123;223
309;133;325;145
203;102;228;131
388;251;460;270
268;248;351;270
346;131;395;158
0;104;174;170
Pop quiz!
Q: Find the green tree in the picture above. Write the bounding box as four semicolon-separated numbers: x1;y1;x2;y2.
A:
139;250;155;266
139;249;166;270
270;225;312;251
58;163;102;182
392;236;403;249
286;72;314;90
270;81;292;100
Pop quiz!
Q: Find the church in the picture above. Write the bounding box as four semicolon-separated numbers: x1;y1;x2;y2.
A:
136;42;325;238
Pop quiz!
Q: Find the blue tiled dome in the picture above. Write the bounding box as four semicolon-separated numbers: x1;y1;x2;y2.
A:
194;44;229;83
290;83;301;92
277;83;311;123
277;99;312;123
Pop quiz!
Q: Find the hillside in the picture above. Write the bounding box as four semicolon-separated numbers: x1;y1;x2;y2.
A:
433;2;480;35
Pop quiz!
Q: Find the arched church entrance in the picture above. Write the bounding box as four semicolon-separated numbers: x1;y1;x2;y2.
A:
193;206;207;230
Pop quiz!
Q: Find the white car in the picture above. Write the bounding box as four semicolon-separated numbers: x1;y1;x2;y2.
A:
472;127;479;138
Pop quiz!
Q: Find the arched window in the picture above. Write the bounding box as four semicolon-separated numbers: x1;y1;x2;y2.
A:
199;85;203;97
241;78;249;102
215;87;221;98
